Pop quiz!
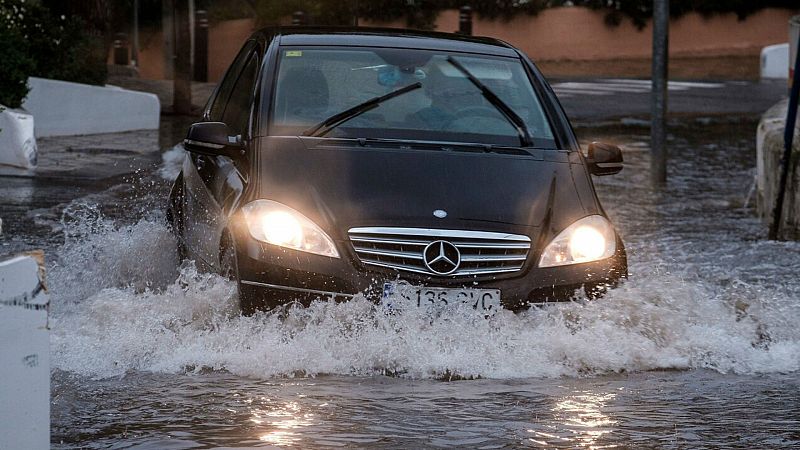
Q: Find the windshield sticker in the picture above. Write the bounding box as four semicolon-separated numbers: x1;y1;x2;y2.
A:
285;50;303;57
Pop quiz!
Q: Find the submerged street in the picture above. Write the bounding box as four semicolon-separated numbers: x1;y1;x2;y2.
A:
1;112;798;447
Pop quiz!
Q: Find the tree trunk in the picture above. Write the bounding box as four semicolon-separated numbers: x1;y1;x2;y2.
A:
173;0;192;115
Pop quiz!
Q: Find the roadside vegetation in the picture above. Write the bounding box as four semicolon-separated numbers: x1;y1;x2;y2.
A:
0;0;106;108
208;0;800;29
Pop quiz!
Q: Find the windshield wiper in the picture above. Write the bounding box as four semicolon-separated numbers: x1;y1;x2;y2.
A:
445;56;533;147
303;82;422;138
355;137;533;156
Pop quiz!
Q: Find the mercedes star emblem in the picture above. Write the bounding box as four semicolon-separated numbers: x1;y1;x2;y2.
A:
423;240;461;275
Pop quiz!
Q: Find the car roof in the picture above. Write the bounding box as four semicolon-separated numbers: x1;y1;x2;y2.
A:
256;26;520;58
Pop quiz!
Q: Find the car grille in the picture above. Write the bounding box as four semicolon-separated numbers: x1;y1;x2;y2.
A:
348;227;531;276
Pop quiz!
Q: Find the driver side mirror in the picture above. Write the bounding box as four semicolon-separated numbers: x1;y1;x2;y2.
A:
586;142;623;176
183;122;243;159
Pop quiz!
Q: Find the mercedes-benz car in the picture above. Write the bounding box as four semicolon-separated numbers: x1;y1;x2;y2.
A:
167;27;627;314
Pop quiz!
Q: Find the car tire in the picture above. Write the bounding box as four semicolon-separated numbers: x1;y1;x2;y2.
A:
219;231;261;316
238;283;263;317
167;172;188;262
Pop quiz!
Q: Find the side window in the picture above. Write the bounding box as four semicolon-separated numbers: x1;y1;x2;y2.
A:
221;54;259;137
207;41;256;121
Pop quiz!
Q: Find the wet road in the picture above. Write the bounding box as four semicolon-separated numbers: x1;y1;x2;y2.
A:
554;78;787;122
2;116;800;448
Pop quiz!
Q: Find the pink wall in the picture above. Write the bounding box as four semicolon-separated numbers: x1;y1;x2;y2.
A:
131;7;798;81
207;18;257;81
126;18;257;81
367;7;797;61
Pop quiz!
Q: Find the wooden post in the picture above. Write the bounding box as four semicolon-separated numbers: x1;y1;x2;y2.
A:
173;0;192;115
651;0;669;186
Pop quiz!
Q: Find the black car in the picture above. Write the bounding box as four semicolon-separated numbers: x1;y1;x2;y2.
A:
167;27;627;314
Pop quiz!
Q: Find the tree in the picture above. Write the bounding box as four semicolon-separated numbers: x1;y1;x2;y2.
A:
0;24;34;108
0;0;107;108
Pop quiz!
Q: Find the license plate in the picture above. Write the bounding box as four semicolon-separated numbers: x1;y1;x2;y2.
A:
382;281;501;313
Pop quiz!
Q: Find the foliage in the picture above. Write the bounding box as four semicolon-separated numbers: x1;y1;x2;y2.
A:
572;0;800;29
208;0;800;30
0;2;34;108
41;0;163;34
0;0;107;108
209;0;552;29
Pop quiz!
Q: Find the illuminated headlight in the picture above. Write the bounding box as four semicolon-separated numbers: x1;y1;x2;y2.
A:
538;215;616;267
242;200;339;258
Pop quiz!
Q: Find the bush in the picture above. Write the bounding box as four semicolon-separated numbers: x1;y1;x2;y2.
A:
0;0;107;108
0;3;33;107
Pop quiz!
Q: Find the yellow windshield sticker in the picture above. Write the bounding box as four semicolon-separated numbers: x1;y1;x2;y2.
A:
285;50;303;57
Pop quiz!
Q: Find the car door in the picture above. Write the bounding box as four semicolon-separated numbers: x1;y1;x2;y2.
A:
182;40;260;268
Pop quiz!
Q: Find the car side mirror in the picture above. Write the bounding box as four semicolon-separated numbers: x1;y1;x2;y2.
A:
183;122;243;159
586;142;623;176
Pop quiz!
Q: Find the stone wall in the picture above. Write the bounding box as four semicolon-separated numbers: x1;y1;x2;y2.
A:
757;100;800;240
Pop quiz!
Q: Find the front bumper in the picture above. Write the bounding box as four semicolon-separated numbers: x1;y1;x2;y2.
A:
231;223;627;311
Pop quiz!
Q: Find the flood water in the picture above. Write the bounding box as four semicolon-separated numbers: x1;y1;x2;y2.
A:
3;117;799;448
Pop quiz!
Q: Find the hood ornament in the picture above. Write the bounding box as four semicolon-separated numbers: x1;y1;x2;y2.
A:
433;209;447;219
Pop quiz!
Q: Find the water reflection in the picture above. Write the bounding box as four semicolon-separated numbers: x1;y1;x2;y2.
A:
252;400;315;446
528;390;618;448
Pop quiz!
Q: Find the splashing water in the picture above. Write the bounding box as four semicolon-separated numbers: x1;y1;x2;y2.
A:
47;205;800;381
41;119;800;449
41;121;800;384
157;145;186;181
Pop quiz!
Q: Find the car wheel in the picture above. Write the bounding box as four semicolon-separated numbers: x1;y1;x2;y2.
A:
167;172;188;262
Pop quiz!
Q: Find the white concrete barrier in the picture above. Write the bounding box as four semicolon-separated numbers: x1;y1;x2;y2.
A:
761;43;789;79
22;77;160;137
0;252;50;450
0;105;37;169
757;100;800;240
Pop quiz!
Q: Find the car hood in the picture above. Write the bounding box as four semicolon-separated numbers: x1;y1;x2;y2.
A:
254;137;600;241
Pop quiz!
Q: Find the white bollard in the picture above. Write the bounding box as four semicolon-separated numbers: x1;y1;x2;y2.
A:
0;104;38;169
0;252;50;450
761;43;789;80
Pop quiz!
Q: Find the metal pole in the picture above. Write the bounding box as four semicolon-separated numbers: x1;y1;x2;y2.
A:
132;0;139;67
458;6;472;36
292;11;306;26
651;0;669;186
768;42;800;240
194;9;208;82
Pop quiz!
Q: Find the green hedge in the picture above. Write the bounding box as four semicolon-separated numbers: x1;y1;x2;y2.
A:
0;0;106;109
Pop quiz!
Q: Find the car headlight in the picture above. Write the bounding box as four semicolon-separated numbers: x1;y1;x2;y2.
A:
242;200;339;258
538;215;616;267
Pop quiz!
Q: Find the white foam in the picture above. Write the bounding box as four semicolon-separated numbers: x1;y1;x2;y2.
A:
158;145;186;181
47;207;800;380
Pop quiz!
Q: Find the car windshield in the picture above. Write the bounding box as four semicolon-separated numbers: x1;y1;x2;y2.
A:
269;46;556;148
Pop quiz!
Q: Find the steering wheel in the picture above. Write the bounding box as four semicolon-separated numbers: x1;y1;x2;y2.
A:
342;112;386;129
441;106;511;132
